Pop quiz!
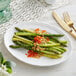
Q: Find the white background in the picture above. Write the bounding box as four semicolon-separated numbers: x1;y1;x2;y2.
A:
1;0;76;76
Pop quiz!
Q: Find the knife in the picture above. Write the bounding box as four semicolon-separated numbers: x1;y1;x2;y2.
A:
52;11;76;39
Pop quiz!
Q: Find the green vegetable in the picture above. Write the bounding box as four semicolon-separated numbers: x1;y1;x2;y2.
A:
60;41;67;44
10;45;22;48
39;43;60;47
52;47;65;53
45;48;62;54
38;50;57;55
4;61;12;73
15;27;34;33
0;52;15;74
13;35;33;45
12;36;60;48
43;54;62;59
15;32;64;37
50;37;67;47
0;52;4;64
9;27;68;59
7;68;12;74
15;27;23;32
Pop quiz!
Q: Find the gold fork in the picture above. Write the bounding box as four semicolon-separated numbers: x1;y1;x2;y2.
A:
63;12;76;32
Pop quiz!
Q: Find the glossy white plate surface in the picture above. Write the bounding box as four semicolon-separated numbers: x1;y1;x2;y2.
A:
4;22;72;66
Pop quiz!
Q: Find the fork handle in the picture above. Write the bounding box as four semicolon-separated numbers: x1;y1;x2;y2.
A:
70;30;76;39
72;26;76;32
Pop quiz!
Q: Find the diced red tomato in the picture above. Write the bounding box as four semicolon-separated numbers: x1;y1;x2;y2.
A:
26;50;39;58
28;50;33;53
46;37;50;41
25;54;27;55
42;30;46;33
34;36;42;44
38;40;41;44
25;28;48;58
35;28;40;32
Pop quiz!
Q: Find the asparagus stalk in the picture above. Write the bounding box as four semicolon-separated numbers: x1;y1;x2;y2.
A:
15;32;64;37
10;41;64;55
43;54;62;59
10;44;61;56
45;47;67;52
12;38;60;48
52;47;65;53
49;39;67;45
12;36;61;48
12;36;67;53
15;27;23;32
10;41;62;54
59;47;67;52
36;50;58;55
47;41;56;44
23;36;34;40
10;45;22;48
10;27;68;59
39;43;60;47
10;45;32;50
50;37;67;47
15;27;34;33
15;27;66;45
10;44;60;55
60;41;67;44
45;48;62;54
10;44;62;59
14;41;33;49
13;35;33;45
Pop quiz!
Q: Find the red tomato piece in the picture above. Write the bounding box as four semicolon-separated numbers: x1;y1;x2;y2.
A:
42;30;46;33
27;50;39;58
25;54;27;55
46;37;50;41
34;36;42;44
35;28;40;32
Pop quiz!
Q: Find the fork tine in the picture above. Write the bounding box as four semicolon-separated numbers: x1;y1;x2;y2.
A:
63;12;67;22
66;12;70;18
63;12;76;32
66;12;71;21
65;12;74;24
63;12;69;23
63;12;66;20
66;12;71;22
